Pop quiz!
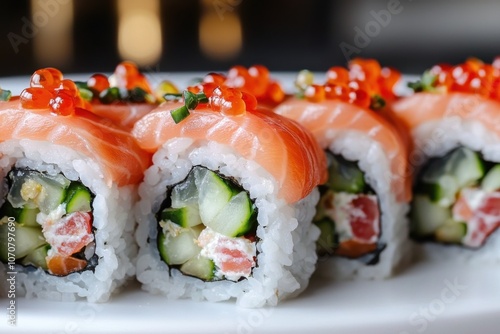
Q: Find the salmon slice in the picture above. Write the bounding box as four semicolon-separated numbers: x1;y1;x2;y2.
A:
388;92;500;135
132;103;327;204
0;98;151;186
42;212;94;257
91;102;156;130
46;253;88;276
274;98;411;203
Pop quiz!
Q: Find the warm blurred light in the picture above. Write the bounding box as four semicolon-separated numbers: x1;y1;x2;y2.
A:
199;11;242;60
31;0;74;66
117;0;162;66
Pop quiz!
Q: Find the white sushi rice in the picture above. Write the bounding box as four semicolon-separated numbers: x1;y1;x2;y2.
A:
135;138;320;308
0;139;137;302
410;117;500;263
313;130;411;280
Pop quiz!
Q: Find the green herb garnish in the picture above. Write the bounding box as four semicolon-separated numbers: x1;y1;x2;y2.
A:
170;90;208;124
370;94;386;110
99;87;121;104
408;70;437;92
0;89;12;101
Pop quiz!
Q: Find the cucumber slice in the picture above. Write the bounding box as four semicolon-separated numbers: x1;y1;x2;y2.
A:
157;228;201;265
410;195;451;238
435;222;467;244
205;191;256;237
315;217;337;254
180;256;215;280
481;165;500;192
195;168;234;225
327;154;365;194
0;223;47;262
420;148;484;204
7;170;69;213
419;175;460;207
0;201;39;227
21;243;50;269
160;206;202;228
18;207;40;227
171;172;199;208
65;182;93;213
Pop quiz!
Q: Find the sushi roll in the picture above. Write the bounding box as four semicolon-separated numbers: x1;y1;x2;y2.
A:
132;84;327;307
0;68;150;302
388;57;500;261
75;61;179;130
274;59;412;279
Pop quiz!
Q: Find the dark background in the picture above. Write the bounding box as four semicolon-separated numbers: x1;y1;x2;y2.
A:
1;0;500;77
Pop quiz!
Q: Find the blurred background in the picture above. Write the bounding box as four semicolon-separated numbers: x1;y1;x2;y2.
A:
1;0;500;77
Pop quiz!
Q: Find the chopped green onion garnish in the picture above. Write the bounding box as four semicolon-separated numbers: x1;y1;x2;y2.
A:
99;87;121;104
74;81;90;90
78;88;93;102
0;89;12;101
164;93;182;102
183;90;198;110
408;70;437;92
370;94;386;110
169;90;210;123
196;92;208;104
171;105;190;124
128;87;148;103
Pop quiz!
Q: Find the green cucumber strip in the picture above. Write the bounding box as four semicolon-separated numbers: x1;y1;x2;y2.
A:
171;172;199;208
161;206;202;228
65;182;92;213
410;195;451;238
314;189;333;221
7;170;69;213
0;200;39;227
157;228;201;265
17;207;40;227
315;217;337;254
205;191;255;237
180;256;215;280
0;223;47;261
21;243;50;269
481;165;500;192
195;168;234;226
327;154;365;194
435;222;467;244
419;148;484;205
451;148;484;187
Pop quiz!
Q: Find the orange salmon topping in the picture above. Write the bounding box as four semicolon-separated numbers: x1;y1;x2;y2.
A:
296;58;401;109
409;57;500;101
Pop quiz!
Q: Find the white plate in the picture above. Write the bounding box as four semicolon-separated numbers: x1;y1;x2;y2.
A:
0;74;499;334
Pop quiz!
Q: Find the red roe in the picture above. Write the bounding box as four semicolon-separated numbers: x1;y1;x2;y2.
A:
87;74;110;93
21;68;89;116
210;65;286;106
112;61;152;93
185;82;258;117
424;57;500;101
301;58;401;108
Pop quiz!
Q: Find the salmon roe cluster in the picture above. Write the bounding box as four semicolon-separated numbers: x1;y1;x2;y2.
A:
200;65;285;106
298;58;401;109
187;82;257;116
82;61;158;104
416;57;500;99
20;68;91;116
